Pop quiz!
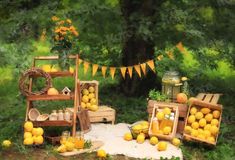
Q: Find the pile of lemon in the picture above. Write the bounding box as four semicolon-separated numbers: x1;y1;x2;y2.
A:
155;107;173;135
23;121;44;145
184;106;220;143
81;86;98;111
56;136;85;153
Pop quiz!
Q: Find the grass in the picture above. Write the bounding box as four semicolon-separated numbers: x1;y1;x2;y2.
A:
0;41;234;159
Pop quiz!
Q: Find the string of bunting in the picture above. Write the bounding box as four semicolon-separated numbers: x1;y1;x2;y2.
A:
78;42;187;79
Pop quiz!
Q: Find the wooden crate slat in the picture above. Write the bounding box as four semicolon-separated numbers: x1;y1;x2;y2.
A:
196;93;206;101
203;94;213;103
27;93;74;101
210;94;221;104
31;71;74;77
33;120;73;127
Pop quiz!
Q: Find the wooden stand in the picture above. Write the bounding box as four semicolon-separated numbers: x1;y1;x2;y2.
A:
25;55;80;137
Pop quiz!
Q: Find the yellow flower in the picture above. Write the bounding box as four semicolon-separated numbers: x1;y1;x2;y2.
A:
58;20;65;25
157;55;163;61
51;16;59;21
55;27;61;33
181;77;188;81
72;30;79;36
69;26;76;31
66;19;72;24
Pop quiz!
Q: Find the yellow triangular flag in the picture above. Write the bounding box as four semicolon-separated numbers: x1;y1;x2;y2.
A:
101;66;107;78
134;65;141;78
140;63;146;75
176;42;185;53
83;61;89;75
92;64;99;76
146;60;155;73
110;67;116;80
120;67;127;79
127;66;133;78
78;58;83;65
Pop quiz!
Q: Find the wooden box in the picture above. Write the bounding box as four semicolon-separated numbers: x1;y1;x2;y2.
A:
147;100;188;134
148;105;179;140
79;80;99;106
88;106;115;125
183;99;222;146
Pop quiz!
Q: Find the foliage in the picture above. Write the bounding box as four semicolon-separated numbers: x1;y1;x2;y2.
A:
148;89;168;102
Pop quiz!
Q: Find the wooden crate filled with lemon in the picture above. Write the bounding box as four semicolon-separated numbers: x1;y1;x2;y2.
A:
148;105;179;140
80;81;98;112
183;99;222;145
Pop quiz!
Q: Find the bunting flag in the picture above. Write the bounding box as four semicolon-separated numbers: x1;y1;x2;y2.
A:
134;65;141;78
92;64;99;76
83;61;90;75
176;42;185;53
78;59;83;65
127;66;133;78
120;67;127;79
167;51;175;60
101;66;107;78
146;60;155;72
140;63;146;75
110;67;116;79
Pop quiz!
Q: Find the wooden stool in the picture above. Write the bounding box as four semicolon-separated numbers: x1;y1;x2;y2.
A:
88;106;116;125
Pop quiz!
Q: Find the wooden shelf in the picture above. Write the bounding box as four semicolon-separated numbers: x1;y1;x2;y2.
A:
27;93;74;101
31;71;74;78
32;120;73;127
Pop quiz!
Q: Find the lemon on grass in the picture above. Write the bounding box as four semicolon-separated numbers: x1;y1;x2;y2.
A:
191;129;199;137
157;141;167;151
187;115;196;124
191;122;199;129
2;140;12;148
163;126;172;135
195;112;204;120
150;136;159;145
163;107;171;115
190;107;197;115
156;111;165;120
204;124;212;131
210;126;219;135
212;110;220;119
199;118;207;127
184;126;192;134
211;119;219;126
200;108;211;114
124;133;133;141
205;113;213;122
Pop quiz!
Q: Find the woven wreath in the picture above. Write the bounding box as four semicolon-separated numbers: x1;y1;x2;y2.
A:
19;68;52;96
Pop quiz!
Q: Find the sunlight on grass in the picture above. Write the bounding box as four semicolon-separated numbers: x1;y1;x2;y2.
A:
0;67;13;83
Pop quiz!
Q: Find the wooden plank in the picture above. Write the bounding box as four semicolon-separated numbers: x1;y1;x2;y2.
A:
27;93;74;101
203;94;213;103
177;120;185;134
33;120;73;127
196;93;206;101
34;55;77;60
77;110;91;132
31;71;74;77
210;94;221;104
60;141;104;157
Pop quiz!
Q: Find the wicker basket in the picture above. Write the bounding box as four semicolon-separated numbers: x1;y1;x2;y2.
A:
28;108;40;121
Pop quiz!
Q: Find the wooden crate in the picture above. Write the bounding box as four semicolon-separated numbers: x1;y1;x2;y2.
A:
196;93;221;104
183;99;223;146
148;105;179;140
147;100;188;133
79;80;99;106
88;106;116;125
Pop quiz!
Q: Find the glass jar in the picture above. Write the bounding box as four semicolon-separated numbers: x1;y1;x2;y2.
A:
58;110;64;120
49;110;57;121
74;131;85;149
64;109;71;121
60;131;70;144
151;118;159;135
162;71;180;84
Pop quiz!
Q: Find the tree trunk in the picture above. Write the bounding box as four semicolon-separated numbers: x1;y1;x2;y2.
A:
120;0;161;96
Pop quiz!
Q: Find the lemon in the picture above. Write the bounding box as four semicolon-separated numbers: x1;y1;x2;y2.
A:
24;132;32;139
50;66;58;72
24;121;33;132
124;133;133;141
172;138;181;147
65;141;75;152
37;128;44;136
89;105;98;111
47;87;59;95
210;126;219;135
88;93;95;99
211;119;219;126
57;144;67;153
184;126;192;134
199;118;207;127
200;108;211;114
82;95;89;103
97;149;107;158
81;102;86;109
163;107;171;115
86;102;91;109
205;113;213;122
132;124;142;134
163;126;172;135
69;67;74;73
2;140;12;148
207;136;215;143
34;136;44;145
212;110;220;119
191;129;198;137
197;134;206;140
204;130;211;138
42;64;51;72
136;133;145;144
198;128;204;135
195;112;204;120
82;89;89;95
150;136;158;145
140;121;149;126
88;86;95;93
90;98;97;105
157;141;167;151
187;115;196;124
24;137;34;145
191;122;199;129
204;124;212;131
190;107;197;115
156;112;165;121
32;128;42;136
